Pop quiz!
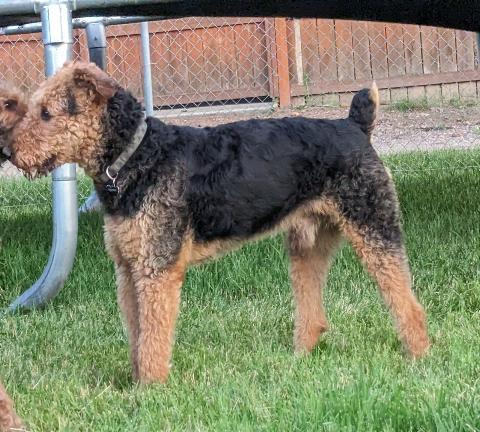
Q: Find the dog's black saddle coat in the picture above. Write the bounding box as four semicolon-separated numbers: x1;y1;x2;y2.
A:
97;88;391;246
185;117;371;241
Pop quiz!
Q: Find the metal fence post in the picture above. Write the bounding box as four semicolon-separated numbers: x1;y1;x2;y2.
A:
78;21;107;214
86;21;107;69
477;33;480;67
140;21;154;116
8;1;78;311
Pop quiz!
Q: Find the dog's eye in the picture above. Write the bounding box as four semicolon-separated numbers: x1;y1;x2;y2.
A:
4;99;17;111
40;107;51;121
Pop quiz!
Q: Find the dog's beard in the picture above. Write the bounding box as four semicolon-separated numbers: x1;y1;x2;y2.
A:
0;131;11;165
27;155;58;179
12;154;58;179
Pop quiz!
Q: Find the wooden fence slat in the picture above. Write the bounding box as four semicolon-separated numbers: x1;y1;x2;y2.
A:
316;19;338;82
149;31;173;95
251;21;269;89
403;25;423;75
274;17;291;107
235;23;255;89
264;18;278;97
438;28;457;72
203;27;223;92
168;31;189;97
368;22;388;79
297;18;319;84
284;19;297;83
455;30;475;72
220;26;238;91
351;21;371;80
334;20;355;81
385;24;406;77
185;28;206;96
291;19;304;85
421;26;440;74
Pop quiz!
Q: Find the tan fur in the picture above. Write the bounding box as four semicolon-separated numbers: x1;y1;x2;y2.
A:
11;63;110;177
288;220;342;353
0;83;27;430
369;81;380;112
0;382;23;432
0;81;27;156
340;221;430;357
105;214;191;383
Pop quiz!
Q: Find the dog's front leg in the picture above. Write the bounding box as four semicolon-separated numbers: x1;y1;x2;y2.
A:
133;245;190;384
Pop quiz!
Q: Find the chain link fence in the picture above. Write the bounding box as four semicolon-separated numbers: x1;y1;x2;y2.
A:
1;17;480;208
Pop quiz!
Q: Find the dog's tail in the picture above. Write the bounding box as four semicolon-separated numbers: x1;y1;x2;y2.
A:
348;82;379;138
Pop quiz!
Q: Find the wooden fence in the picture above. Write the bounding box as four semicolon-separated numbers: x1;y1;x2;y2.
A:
284;19;479;106
0;18;478;108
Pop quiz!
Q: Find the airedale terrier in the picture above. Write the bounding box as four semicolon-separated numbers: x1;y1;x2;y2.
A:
0;382;22;432
9;62;429;384
0;82;27;431
0;81;27;164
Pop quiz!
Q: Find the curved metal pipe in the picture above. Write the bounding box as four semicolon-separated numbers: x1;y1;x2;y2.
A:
8;1;78;312
8;166;78;311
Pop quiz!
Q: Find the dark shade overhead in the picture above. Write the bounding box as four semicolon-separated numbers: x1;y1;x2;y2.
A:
0;0;479;31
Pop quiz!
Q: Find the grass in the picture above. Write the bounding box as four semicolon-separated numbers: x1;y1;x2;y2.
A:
388;97;479;112
388;98;430;112
1;150;480;431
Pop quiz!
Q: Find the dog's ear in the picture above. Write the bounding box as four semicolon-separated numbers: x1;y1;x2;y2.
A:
71;61;119;100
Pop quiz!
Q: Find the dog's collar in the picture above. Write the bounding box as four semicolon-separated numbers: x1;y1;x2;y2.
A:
99;117;148;192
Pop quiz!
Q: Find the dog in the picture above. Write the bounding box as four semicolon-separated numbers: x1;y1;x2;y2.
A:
0;81;27;164
0;81;27;430
8;61;430;384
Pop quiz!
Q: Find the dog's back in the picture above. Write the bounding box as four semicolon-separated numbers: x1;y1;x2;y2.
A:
186;84;380;241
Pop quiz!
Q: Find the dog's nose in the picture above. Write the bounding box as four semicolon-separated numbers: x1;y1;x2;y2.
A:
2;146;12;159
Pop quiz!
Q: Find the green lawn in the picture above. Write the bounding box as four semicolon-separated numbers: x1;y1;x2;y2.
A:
1;150;480;431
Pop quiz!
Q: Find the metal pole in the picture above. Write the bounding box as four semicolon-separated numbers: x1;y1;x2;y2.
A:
79;21;108;214
86;22;107;71
140;21;154;116
8;1;78;311
0;16;165;36
477;33;480;67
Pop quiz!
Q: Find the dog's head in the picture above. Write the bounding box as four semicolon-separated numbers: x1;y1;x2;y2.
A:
11;61;120;178
0;82;27;165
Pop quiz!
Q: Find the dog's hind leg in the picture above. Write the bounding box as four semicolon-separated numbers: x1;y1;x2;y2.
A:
344;226;429;358
327;169;430;358
287;218;342;354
